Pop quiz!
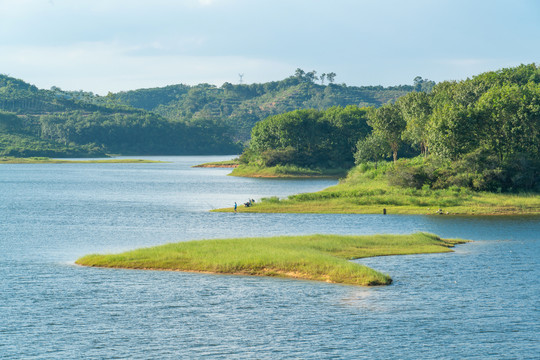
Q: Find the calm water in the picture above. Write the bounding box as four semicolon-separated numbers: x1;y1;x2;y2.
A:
1;156;538;359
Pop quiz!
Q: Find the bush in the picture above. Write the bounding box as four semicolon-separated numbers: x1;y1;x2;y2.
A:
388;163;430;189
374;150;540;192
259;146;297;167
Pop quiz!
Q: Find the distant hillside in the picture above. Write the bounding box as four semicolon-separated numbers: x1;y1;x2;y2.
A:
108;70;433;140
0;75;241;157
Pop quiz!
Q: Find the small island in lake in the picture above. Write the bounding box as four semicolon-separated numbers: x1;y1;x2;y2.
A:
76;233;468;286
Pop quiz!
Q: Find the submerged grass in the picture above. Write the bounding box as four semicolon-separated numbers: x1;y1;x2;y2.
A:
219;162;540;215
0;156;165;164
76;233;467;286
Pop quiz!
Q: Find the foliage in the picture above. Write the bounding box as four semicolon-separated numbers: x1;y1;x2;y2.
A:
397;91;432;155
245;106;370;169
354;133;390;166
386;152;540;192
367;103;406;163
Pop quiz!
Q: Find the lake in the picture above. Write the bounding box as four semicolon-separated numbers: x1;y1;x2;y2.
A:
1;156;538;359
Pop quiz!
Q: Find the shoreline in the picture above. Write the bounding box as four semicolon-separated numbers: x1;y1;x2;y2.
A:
192;164;239;168
0;157;165;164
213;202;540;216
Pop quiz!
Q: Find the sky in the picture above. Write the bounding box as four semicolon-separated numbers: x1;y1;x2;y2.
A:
1;0;539;94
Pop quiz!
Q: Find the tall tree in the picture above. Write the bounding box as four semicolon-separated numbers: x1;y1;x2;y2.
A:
476;82;540;160
367;103;406;163
294;68;306;80
326;72;336;84
397;91;432;156
305;71;318;83
354;133;390;168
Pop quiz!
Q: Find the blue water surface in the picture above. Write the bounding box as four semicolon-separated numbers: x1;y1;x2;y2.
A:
1;156;538;359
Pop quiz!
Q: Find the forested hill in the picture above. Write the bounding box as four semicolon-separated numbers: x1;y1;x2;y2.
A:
0;70;431;157
0;74;241;157
106;70;432;140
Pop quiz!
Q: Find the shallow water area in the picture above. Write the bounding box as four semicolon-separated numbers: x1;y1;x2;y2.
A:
1;156;538;359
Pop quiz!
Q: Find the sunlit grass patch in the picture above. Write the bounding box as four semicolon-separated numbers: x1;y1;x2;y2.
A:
76;233;468;286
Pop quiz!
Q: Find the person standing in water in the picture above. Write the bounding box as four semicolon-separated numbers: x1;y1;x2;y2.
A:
234;202;237;212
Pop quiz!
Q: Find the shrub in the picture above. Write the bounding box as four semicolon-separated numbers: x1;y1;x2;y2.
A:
388;163;429;189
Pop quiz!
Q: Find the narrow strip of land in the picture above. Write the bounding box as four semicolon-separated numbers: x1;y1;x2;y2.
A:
0;157;165;164
76;233;468;286
192;159;239;168
214;166;540;215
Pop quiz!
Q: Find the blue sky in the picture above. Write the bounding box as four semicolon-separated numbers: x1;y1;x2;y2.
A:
1;0;539;94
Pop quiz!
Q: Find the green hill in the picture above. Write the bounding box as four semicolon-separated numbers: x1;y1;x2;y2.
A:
0;75;241;157
110;70;429;140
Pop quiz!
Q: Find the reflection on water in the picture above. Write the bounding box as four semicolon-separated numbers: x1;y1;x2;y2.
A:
1;156;538;359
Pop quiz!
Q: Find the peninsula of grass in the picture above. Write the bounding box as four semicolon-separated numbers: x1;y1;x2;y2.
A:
216;162;540;215
229;164;347;178
0;156;165;164
76;233;467;286
192;158;240;168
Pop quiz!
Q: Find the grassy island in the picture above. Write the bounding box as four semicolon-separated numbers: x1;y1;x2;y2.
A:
0;157;165;164
76;233;467;286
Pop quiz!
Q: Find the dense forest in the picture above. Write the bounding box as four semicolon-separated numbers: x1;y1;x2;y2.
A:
0;69;424;157
241;64;540;192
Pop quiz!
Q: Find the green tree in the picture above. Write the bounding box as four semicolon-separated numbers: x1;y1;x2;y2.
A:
354;133;390;168
367;103;406;163
476;82;540;160
326;72;336;84
427;103;478;160
397;91;432;156
323;106;371;166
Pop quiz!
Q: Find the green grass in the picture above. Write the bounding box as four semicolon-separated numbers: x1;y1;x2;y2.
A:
192;158;240;168
0;157;165;164
76;233;468;286
217;162;540;215
229;164;347;178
